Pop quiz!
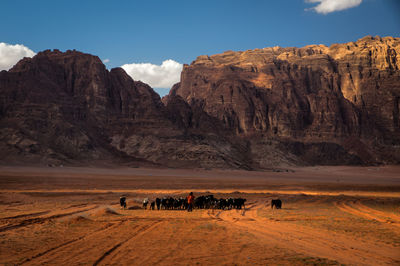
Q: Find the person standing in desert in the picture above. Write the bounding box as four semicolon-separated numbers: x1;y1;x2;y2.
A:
187;192;195;212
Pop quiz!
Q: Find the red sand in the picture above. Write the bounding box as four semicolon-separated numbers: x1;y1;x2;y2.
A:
0;166;399;265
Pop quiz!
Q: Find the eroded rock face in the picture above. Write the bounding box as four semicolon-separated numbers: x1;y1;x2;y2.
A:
1;36;399;169
167;36;400;166
0;50;251;168
0;50;167;164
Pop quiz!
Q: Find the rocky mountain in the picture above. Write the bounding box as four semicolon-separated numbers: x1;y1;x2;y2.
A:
165;36;400;167
1;36;399;169
0;50;248;168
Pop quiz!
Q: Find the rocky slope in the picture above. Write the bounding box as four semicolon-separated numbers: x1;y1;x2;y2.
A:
166;36;400;167
1;36;399;169
0;50;249;168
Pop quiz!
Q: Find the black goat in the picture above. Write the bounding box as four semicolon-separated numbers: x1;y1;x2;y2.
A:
271;199;282;209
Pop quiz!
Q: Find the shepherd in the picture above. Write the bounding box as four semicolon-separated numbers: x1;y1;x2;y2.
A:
187;192;195;212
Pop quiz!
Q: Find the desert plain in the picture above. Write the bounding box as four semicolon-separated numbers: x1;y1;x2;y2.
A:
0;165;399;265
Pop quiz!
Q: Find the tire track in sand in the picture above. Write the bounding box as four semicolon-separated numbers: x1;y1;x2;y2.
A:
209;200;399;265
20;222;121;265
22;219;162;265
0;205;99;232
335;201;400;227
121;217;189;265
1;211;51;220
92;220;162;266
355;201;400;222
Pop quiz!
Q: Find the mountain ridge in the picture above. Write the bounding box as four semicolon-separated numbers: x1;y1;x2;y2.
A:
1;36;399;169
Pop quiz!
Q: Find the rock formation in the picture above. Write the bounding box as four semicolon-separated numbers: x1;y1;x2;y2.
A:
0;49;249;168
166;36;400;167
1;36;399;169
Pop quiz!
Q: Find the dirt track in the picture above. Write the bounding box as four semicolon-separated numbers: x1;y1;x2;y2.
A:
0;166;399;265
208;200;399;265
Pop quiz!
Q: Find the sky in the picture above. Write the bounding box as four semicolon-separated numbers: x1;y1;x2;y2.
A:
1;0;399;96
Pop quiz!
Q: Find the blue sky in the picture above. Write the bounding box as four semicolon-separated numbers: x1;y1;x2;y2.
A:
1;0;399;96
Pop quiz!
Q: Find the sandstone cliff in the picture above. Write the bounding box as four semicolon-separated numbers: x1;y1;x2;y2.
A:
0;50;249;168
166;36;400;166
1;36;399;169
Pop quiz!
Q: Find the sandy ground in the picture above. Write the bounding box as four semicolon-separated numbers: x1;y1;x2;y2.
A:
0;165;399;265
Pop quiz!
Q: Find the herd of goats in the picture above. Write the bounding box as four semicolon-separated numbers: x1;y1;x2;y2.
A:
142;195;247;210
120;195;282;210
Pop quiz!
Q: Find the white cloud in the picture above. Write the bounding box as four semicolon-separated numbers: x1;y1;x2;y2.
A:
305;0;362;14
121;59;183;88
0;42;36;71
103;58;110;63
